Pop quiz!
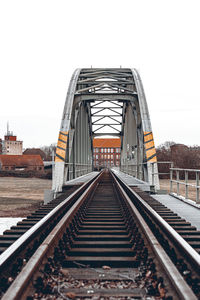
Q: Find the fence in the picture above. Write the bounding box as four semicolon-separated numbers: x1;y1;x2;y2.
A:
120;164;142;180
170;168;200;204
120;161;173;186
67;163;92;181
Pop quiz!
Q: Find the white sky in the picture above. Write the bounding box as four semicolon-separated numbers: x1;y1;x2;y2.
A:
0;0;200;149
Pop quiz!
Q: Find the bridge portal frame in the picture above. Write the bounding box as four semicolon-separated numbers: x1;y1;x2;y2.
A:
53;68;159;193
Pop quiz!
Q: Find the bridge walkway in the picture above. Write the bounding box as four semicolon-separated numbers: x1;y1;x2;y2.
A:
152;194;200;230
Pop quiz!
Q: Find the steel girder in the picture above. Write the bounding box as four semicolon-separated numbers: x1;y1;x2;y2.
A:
53;68;159;192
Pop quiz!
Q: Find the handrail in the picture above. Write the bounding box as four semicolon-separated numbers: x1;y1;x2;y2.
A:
170;167;200;203
120;161;173;189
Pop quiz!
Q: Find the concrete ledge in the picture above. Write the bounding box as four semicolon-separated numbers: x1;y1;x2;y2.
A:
169;193;200;210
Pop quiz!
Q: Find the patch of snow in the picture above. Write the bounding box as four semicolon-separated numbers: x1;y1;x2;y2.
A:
0;218;23;234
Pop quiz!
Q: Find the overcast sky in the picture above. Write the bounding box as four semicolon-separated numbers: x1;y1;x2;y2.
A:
0;0;200;149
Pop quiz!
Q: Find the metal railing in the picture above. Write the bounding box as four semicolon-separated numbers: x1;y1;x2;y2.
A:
120;164;142;180
170;168;200;204
120;161;173;186
67;163;92;180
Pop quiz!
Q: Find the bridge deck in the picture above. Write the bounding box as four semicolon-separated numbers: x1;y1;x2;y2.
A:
64;172;99;185
152;194;200;230
111;168;150;192
65;169;150;191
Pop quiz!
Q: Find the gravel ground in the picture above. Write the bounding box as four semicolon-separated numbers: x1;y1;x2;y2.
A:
28;264;168;300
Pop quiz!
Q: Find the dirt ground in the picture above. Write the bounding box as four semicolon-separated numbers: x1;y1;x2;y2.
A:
0;177;197;218
159;179;197;202
0;177;52;217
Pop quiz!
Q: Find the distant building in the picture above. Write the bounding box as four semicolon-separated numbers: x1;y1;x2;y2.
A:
93;138;121;168
2;125;23;155
0;139;2;154
0;155;44;172
23;148;46;161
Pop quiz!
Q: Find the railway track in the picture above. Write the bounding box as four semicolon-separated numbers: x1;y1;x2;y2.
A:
0;185;80;255
131;187;200;254
0;170;200;299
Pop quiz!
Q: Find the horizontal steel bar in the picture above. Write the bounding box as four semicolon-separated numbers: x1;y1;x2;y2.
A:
92;123;122;126
91;107;122;109
92;115;122;117
171;168;200;172
93;133;121;136
77;81;134;85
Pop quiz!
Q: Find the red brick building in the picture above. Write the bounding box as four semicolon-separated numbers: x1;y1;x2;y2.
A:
0;155;44;172
93;138;121;168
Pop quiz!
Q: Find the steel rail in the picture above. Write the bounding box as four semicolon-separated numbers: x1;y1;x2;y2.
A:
110;171;197;300
1;170;198;299
0;172;100;275
1;171;103;300
112;171;200;273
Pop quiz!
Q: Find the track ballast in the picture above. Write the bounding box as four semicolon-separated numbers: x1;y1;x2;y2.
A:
0;170;199;299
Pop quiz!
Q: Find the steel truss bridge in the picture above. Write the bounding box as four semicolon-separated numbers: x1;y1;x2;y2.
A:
53;68;159;193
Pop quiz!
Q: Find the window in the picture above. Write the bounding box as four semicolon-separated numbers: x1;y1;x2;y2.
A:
111;154;113;159
104;154;107;159
101;148;103;153
96;148;99;153
105;148;107;153
111;148;113;153
108;148;110;153
96;155;98;159
116;154;118;159
108;155;110;159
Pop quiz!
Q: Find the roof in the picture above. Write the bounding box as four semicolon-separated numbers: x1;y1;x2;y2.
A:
93;138;121;148
23;148;46;159
0;155;44;166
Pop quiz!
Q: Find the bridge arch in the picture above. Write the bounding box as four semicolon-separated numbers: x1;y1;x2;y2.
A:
53;68;159;192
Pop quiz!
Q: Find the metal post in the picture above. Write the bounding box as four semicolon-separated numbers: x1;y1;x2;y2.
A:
152;163;155;187
170;167;173;193
185;170;188;199
196;171;200;204
176;170;179;196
